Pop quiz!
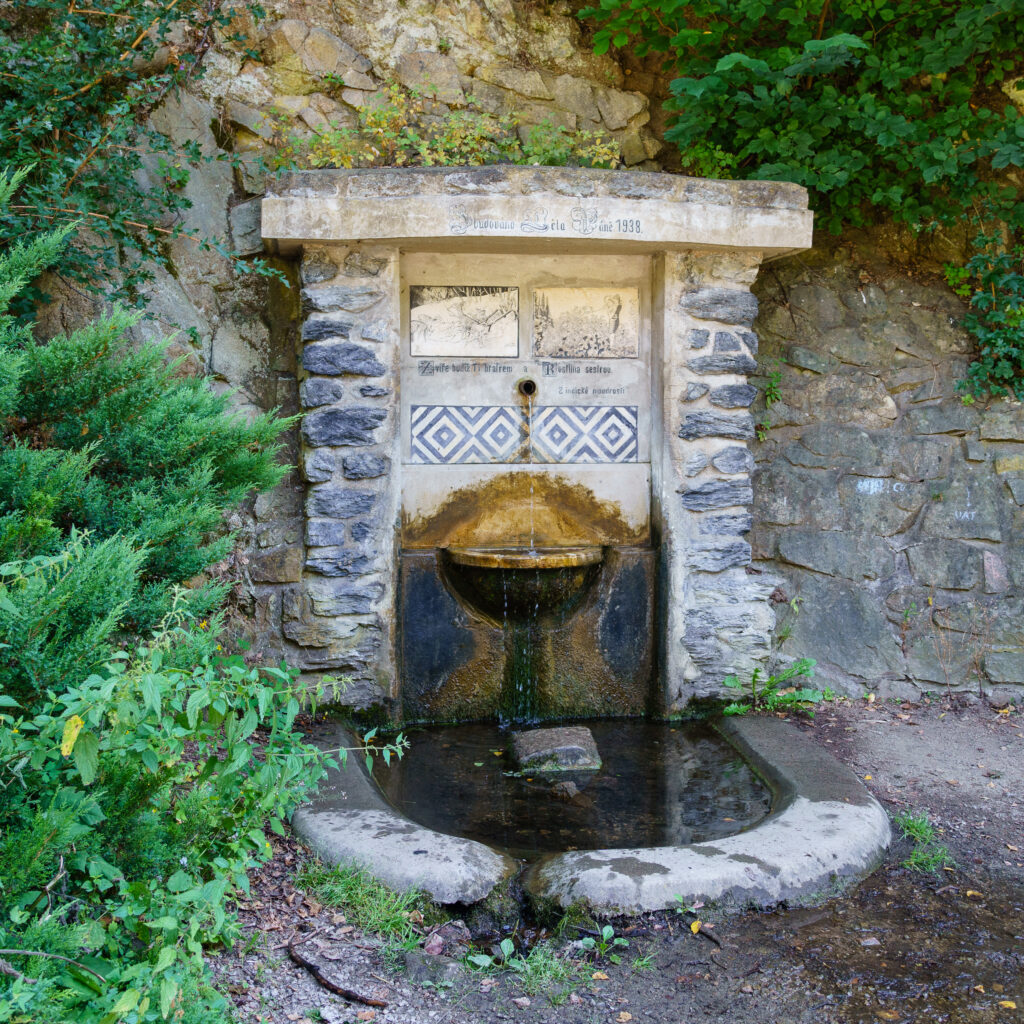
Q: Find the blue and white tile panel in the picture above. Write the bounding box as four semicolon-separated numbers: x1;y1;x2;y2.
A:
410;405;527;464
410;404;638;464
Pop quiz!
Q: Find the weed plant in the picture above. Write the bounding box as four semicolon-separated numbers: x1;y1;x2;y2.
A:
271;83;620;171
722;658;827;717
893;810;955;873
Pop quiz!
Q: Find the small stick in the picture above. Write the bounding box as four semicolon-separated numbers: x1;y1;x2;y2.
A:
288;942;388;1008
696;924;722;947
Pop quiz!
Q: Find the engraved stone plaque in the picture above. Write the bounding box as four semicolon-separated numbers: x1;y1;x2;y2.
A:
410;285;518;357
533;287;640;359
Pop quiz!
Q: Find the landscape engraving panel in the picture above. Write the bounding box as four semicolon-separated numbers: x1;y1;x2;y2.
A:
410;405;638;464
533;287;640;359
409;285;519;357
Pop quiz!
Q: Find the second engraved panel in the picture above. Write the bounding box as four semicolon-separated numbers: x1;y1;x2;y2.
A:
533;286;640;359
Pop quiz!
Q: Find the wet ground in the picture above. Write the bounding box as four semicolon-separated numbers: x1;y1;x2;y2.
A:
209;696;1024;1024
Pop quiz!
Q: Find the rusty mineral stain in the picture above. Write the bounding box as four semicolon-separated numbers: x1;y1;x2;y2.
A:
402;471;648;548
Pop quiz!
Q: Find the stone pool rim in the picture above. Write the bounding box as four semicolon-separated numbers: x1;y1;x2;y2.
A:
291;715;891;914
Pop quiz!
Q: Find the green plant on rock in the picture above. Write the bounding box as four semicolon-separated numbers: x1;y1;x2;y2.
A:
271;83;620;170
947;236;1024;400
722;657;824;716
578;0;1024;398
0;1;274;308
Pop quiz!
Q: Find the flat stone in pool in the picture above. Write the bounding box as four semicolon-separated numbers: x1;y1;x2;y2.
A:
511;726;601;771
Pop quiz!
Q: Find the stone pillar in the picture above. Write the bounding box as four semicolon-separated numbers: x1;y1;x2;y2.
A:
293;244;401;704
657;251;778;710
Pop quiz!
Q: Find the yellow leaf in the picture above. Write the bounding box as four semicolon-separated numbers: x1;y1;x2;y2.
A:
690;920;701;934
877;1013;899;1021
996;708;1010;715
617;1015;633;1023
974;984;986;993
998;1001;1017;1010
864;774;872;781
591;971;609;981
61;715;84;757
966;890;983;898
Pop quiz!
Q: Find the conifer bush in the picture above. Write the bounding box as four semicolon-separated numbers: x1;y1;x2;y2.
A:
0;168;290;704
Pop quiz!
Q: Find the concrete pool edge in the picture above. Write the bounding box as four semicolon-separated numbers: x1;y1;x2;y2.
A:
521;715;892;914
291;725;519;905
292;717;891;912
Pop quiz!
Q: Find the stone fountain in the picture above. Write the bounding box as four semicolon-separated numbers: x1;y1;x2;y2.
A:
264;167;891;915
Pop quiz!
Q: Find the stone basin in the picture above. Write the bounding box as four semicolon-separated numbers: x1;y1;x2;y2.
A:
441;546;603;625
447;546;603;569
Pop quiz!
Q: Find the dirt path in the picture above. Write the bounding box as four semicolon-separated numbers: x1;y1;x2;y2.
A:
209;698;1024;1024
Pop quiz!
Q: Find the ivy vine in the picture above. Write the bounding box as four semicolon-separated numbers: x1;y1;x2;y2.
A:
0;0;270;311
579;0;1024;397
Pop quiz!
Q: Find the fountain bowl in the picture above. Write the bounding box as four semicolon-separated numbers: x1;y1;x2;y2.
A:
441;545;603;625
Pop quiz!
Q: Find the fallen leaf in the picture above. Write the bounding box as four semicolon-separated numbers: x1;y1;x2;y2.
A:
994;984;1005;993
998;1001;1017;1010
690;920;701;934
511;996;531;1009
356;1012;376;1022
1006;845;1019;852
966;890;983;898
974;984;986;993
616;1014;633;1022
864;774;873;781
592;971;609;980
861;937;881;947
569;992;582;1005
740;984;753;994
996;708;1011;716
876;1012;899;1021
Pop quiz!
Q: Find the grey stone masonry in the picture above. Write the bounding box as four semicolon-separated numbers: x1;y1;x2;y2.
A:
658;250;777;710
293;243;400;698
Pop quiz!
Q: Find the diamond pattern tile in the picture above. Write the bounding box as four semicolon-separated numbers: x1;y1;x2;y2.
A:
410;405;527;464
531;405;638;463
410;405;639;464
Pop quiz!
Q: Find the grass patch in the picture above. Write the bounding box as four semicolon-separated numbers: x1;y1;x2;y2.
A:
466;939;580;1000
296;861;438;940
893;810;935;844
512;942;580;997
893;809;954;874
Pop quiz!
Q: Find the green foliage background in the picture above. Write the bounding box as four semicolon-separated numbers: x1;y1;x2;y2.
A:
0;0;268;308
580;0;1024;396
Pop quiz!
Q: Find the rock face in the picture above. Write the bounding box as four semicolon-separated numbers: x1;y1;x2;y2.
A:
511;726;602;771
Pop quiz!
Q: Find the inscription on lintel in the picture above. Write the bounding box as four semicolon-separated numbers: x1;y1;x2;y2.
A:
449;203;644;238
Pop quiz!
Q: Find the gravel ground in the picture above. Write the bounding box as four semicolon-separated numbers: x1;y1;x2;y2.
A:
208;696;1024;1024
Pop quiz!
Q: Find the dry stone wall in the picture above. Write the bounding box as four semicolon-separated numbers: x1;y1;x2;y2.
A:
752;238;1024;703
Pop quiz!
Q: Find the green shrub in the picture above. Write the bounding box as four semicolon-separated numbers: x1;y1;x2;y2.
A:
0;168;290;703
0;626;333;1024
578;0;1024;396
